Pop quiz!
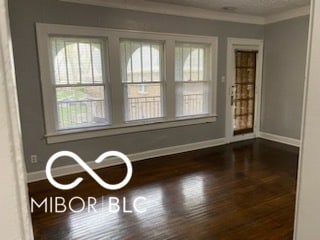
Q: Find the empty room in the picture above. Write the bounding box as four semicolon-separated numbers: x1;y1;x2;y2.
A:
3;0;320;239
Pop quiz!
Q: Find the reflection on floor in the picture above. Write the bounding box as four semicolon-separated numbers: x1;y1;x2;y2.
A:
29;139;299;239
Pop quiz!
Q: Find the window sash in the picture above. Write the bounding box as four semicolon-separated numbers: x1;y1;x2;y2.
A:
123;82;164;122
50;37;105;86
175;43;211;83
175;81;210;117
55;85;109;130
120;40;164;83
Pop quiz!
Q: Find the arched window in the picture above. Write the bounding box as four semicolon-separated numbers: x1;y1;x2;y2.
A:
120;40;164;121
51;37;108;129
175;43;211;117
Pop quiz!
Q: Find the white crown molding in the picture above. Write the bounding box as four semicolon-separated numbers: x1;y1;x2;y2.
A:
27;137;227;183
61;0;265;25
61;0;310;25
265;5;310;24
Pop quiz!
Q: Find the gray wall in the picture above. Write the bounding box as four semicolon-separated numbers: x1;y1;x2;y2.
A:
9;0;264;173
261;16;309;140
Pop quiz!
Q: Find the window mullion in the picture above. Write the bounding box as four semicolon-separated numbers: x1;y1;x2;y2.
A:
108;36;124;125
165;39;175;120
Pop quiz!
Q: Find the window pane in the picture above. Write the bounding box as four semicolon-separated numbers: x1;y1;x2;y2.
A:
120;40;163;83
176;82;209;117
78;42;93;84
65;41;80;84
51;38;104;85
199;48;204;81
183;47;191;81
131;42;142;82
56;86;107;129
142;44;151;82
175;46;183;81
175;44;208;82
124;83;162;121
91;43;103;83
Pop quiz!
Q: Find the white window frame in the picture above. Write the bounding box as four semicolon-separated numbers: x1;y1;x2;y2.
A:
37;23;218;144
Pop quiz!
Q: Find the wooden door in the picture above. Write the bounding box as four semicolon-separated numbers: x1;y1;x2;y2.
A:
233;51;257;136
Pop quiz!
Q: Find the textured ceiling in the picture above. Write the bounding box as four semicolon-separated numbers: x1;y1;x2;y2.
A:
145;0;310;16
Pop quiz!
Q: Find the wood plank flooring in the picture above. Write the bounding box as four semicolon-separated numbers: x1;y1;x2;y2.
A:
29;139;299;240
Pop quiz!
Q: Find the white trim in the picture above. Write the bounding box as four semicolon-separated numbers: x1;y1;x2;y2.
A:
294;1;320;238
265;6;310;24
294;0;315;239
61;0;309;25
225;38;264;143
36;23;220;41
27;137;226;182
231;133;256;143
258;132;301;147
0;0;33;238
61;0;265;25
47;116;217;143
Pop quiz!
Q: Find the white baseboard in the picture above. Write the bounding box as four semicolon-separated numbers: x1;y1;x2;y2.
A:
258;132;301;147
27;137;226;183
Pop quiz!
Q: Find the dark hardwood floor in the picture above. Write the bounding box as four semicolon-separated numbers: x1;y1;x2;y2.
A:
29;139;299;240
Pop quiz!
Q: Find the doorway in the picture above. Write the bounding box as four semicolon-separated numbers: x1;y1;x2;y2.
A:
225;38;263;143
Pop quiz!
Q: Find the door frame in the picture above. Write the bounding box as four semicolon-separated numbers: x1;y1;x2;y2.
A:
0;0;34;238
225;38;264;143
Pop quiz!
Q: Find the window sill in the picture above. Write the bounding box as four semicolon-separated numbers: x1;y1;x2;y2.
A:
45;115;217;144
